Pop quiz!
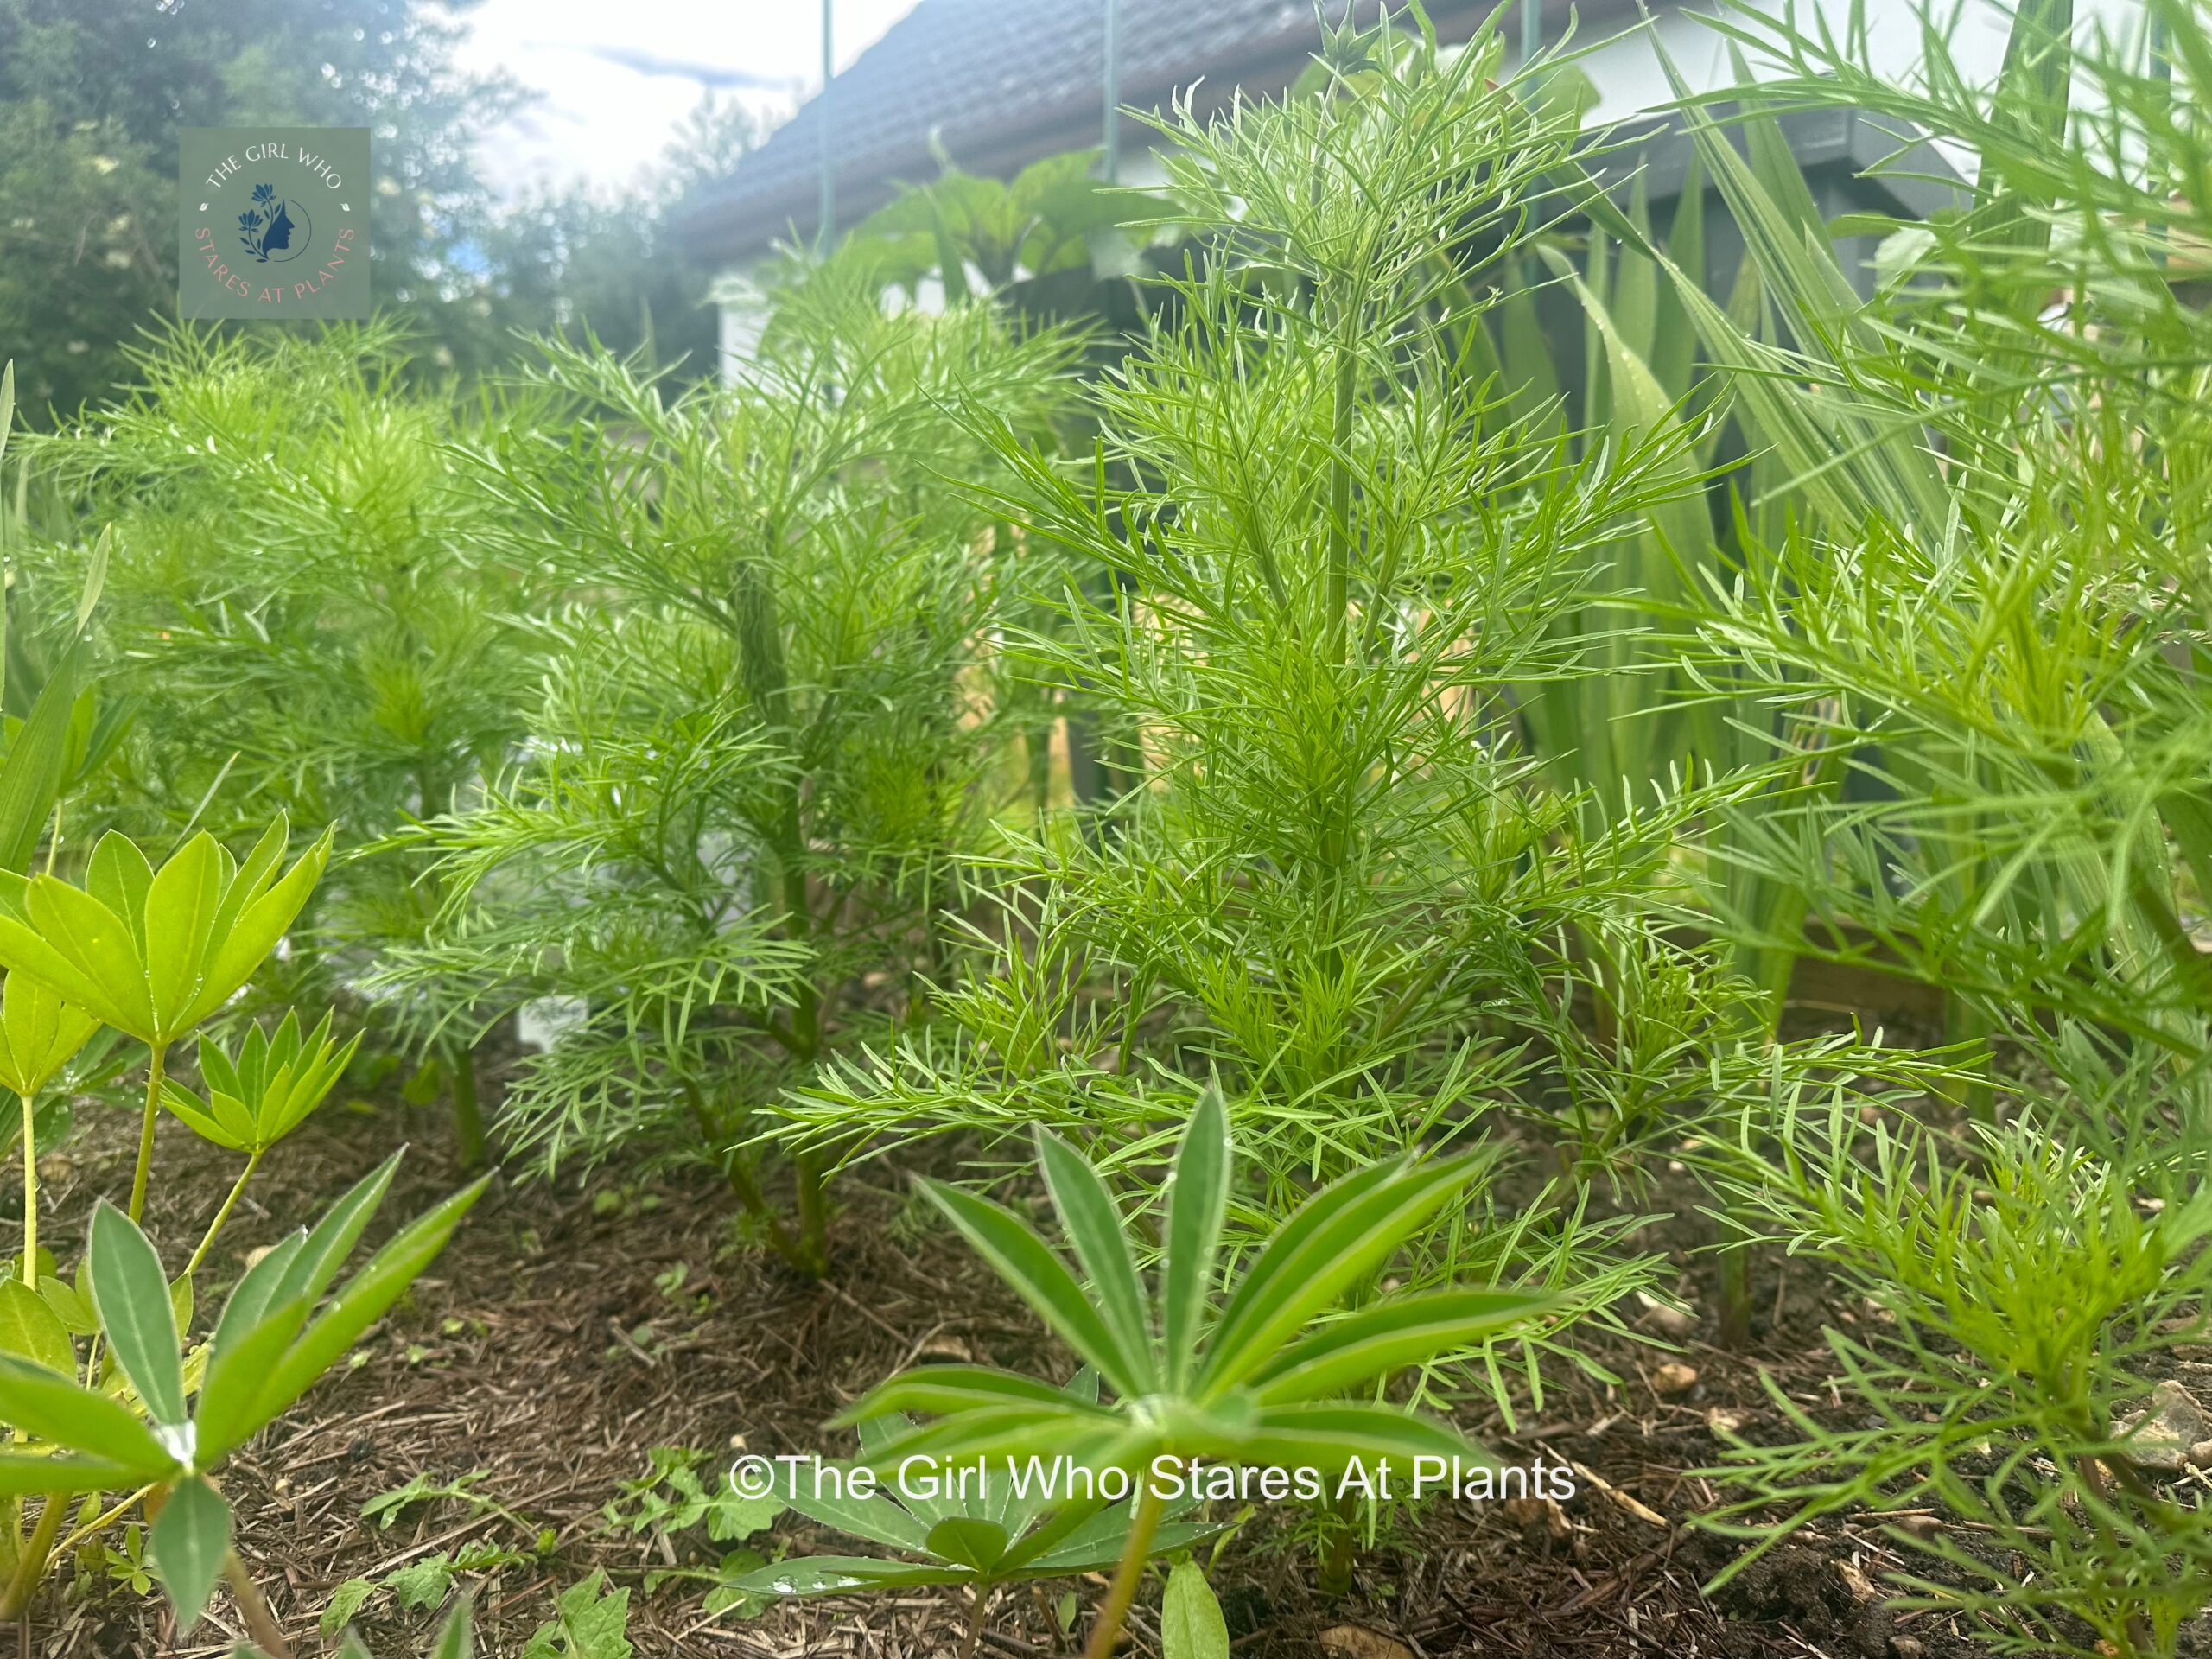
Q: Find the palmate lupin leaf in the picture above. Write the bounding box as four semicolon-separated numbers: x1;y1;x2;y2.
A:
0;817;328;1050
845;1086;1550;1482
0;1154;486;1630
162;1008;361;1155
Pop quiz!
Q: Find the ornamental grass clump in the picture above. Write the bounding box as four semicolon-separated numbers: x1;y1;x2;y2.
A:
1650;0;2212;1647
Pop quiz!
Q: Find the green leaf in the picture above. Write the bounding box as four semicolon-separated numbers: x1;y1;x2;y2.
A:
843;1363;1106;1426
925;1515;1010;1572
193;1294;311;1463
1160;1560;1230;1659
18;878;152;1038
1201;1155;1484;1395
0;1448;145;1493
386;1551;455;1611
1235;1401;1478;1477
271;1153;401;1310
1249;1288;1554;1405
85;832;153;953
194;830;329;1028
321;1577;379;1640
249;1176;486;1428
1034;1128;1155;1391
37;1272;96;1337
207;1231;304;1365
431;1598;477;1659
730;1555;974;1598
87;1200;187;1427
918;1178;1141;1398
0;1277;73;1375
149;1474;232;1630
143;834;224;1035
0;640;81;877
0;1353;175;1474
1161;1087;1230;1388
524;1568;632;1659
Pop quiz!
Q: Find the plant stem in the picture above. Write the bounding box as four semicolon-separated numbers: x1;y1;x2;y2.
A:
185;1151;260;1278
1081;1480;1164;1659
1316;1489;1360;1597
221;1548;292;1658
448;1039;486;1173
126;1043;165;1225
679;1081;821;1276
49;1486;149;1562
0;1496;65;1621
957;1581;990;1659
1715;1230;1753;1351
16;1093;34;1290
792;1154;830;1277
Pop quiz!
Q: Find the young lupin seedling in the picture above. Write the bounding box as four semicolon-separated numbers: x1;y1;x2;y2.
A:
0;1155;486;1645
844;1087;1554;1657
161;1008;364;1274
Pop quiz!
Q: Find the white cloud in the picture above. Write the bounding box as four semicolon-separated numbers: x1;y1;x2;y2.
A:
450;0;925;200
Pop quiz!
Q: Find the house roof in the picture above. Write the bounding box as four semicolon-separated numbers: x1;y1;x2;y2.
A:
680;0;1497;264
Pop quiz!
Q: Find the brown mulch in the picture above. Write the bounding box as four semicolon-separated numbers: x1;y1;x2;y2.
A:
4;1089;1983;1659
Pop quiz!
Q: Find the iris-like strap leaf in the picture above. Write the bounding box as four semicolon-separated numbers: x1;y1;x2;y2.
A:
0;639;81;877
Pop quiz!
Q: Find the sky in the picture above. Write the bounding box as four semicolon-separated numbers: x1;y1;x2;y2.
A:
451;0;926;200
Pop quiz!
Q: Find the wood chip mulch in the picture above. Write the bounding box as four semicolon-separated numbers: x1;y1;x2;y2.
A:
4;1095;1993;1659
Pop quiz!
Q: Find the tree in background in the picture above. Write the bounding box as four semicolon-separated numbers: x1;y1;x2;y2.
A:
0;0;516;414
471;93;759;377
0;0;752;419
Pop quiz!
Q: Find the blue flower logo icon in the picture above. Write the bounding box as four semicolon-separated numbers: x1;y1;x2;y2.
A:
236;182;307;263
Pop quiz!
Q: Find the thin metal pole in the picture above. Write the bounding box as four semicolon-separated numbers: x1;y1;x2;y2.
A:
819;0;836;245
1103;0;1121;181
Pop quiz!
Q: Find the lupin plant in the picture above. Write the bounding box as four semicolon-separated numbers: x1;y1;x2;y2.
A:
0;816;328;1222
0;1160;485;1644
845;1090;1555;1654
162;1009;363;1274
0;700;478;1636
